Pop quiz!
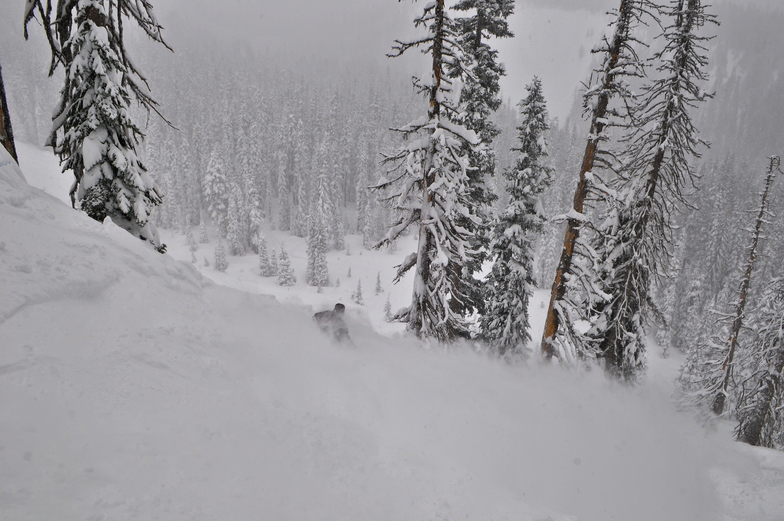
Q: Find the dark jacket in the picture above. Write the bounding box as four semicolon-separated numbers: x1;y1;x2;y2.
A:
314;309;349;342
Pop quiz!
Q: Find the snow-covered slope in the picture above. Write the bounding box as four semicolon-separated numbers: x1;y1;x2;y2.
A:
2;144;784;520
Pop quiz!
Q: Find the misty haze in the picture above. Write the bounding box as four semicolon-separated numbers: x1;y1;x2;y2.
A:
1;0;784;520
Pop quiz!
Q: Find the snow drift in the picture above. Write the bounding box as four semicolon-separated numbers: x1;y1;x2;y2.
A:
1;145;783;520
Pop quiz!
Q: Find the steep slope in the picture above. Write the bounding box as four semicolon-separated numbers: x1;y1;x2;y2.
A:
2;145;784;520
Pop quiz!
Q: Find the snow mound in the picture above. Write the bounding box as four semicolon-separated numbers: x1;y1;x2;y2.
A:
1;145;782;520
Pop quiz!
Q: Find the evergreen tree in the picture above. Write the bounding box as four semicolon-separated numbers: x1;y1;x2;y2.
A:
306;162;331;287
375;272;383;295
352;279;364;306
384;294;393;322
199;219;209;243
448;0;515;317
540;0;650;362
276;150;291;231
480;77;552;356
258;231;275;277
269;247;279;276
226;183;246;256
24;0;170;251
376;0;479;341
278;248;296;286
214;239;228;272
587;0;716;381
204;149;229;238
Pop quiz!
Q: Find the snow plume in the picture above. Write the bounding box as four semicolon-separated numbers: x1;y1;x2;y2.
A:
3;145;784;520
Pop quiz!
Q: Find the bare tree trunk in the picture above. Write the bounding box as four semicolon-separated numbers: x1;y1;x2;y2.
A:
712;156;780;415
0;59;19;164
541;0;633;359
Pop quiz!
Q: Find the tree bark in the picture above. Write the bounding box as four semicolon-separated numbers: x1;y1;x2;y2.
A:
0;59;18;164
712;157;779;415
409;0;444;338
541;0;632;359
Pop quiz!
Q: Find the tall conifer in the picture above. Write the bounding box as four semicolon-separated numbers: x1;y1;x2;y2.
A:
376;0;479;341
481;78;552;356
24;0;170;250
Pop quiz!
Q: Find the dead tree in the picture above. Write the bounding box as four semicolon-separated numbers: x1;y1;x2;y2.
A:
712;156;780;415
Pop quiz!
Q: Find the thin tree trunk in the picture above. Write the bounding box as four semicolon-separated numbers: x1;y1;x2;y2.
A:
0;59;19;164
541;0;633;359
712;156;779;415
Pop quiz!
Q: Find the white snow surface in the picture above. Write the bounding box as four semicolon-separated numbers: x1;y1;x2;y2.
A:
3;143;784;520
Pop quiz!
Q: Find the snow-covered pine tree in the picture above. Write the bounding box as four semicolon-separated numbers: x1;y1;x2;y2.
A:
278;248;296;286
242;168;263;253
276;149;291;231
226;183;246;256
375;272;383;295
199;219;209;243
376;0;479;341
736;276;784;449
0;58;18;163
269;247;278;275
540;0;649;363
352;279;364;305
587;0;716;381
214;239;228;272
384;294;392;322
257;231;275;277
448;0;514;317
328;149;346;251
306;158;331;287
24;0;170;251
204;148;229;238
480;77;553;357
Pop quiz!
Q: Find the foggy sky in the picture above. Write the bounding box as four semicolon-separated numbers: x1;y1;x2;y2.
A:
3;0;782;121
146;0;780;122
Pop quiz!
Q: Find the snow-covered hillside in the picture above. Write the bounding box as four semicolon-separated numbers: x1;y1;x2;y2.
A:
3;144;784;520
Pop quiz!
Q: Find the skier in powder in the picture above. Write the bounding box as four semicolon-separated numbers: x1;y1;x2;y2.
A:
314;303;351;343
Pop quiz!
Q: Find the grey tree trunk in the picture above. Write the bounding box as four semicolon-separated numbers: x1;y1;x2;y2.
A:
0;59;18;164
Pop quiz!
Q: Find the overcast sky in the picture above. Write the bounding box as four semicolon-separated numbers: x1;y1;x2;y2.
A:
5;0;783;121
144;0;780;121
